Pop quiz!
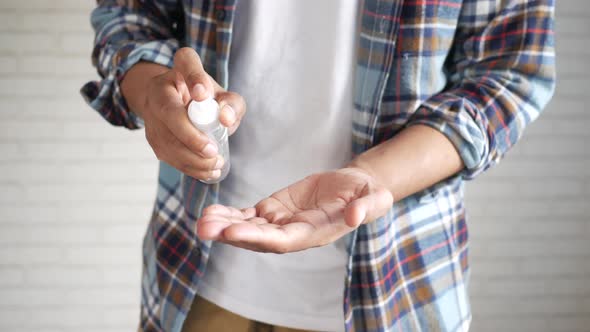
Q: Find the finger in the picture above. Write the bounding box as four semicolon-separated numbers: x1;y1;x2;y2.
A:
222;222;289;252
151;122;224;176
222;222;316;253
182;166;223;182
241;207;257;219
197;214;243;240
170;69;192;106
202;204;252;218
173;47;213;101
175;146;224;174
344;187;393;228
197;213;266;240
215;91;246;133
156;82;219;159
161;146;223;181
255;197;293;224
202;204;232;217
200;214;263;226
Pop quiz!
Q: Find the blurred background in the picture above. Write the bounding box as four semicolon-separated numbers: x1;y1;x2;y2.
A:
0;1;588;331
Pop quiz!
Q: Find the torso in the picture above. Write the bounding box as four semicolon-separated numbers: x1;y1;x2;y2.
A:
196;0;359;330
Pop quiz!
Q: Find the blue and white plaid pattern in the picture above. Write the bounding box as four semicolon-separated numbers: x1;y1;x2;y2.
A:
82;0;555;331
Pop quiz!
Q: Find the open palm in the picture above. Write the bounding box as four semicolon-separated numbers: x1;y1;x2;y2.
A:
197;167;393;253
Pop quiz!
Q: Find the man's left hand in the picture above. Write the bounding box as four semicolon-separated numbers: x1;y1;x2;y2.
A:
196;167;393;253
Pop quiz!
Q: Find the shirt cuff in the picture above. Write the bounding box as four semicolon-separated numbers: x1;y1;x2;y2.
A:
81;39;178;129
407;95;489;180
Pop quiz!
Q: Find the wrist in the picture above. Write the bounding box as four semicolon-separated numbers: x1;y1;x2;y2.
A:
346;158;383;189
347;155;396;203
347;156;374;175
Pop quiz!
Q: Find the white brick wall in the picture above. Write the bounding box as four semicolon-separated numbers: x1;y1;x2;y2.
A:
0;2;154;331
466;1;590;331
0;1;588;332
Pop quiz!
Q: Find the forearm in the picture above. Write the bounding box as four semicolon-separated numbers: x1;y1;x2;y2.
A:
349;125;464;202
121;62;169;118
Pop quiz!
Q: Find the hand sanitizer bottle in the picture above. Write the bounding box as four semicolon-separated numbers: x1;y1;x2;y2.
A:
188;98;230;184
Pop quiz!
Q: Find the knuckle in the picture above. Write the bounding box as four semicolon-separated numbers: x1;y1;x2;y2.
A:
186;72;205;85
178;164;191;174
195;137;210;152
174;47;196;61
205;158;217;171
169;69;184;83
184;167;205;180
200;161;213;172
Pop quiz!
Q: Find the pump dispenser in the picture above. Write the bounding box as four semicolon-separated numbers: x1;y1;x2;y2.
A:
188;98;230;184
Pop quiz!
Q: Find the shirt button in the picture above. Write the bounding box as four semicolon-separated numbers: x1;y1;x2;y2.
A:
216;9;226;21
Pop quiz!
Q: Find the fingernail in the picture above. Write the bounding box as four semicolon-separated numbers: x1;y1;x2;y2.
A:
214;156;224;169
223;104;236;124
210;169;221;179
202;143;218;157
194;83;208;98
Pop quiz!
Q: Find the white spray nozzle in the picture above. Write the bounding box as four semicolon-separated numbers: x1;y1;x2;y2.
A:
188;98;220;127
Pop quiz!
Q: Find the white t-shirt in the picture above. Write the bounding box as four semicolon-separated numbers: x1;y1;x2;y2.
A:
196;1;358;331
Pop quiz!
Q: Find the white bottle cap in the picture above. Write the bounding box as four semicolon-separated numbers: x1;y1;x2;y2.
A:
188;98;220;127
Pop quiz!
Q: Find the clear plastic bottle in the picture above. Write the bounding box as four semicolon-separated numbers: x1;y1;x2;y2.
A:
187;98;230;184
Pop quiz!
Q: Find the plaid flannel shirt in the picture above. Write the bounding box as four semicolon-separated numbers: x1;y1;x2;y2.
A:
81;0;555;331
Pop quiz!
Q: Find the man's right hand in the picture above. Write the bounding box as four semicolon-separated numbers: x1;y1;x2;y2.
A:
121;47;246;182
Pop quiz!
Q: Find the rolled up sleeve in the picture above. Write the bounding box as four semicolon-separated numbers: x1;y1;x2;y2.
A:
407;0;556;179
81;0;181;129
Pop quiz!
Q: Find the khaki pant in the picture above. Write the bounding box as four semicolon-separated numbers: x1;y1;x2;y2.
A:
179;295;318;332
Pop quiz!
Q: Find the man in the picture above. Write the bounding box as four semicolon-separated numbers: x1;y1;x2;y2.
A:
82;0;555;331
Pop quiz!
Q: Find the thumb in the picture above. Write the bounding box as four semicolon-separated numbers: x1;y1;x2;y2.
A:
344;187;393;228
